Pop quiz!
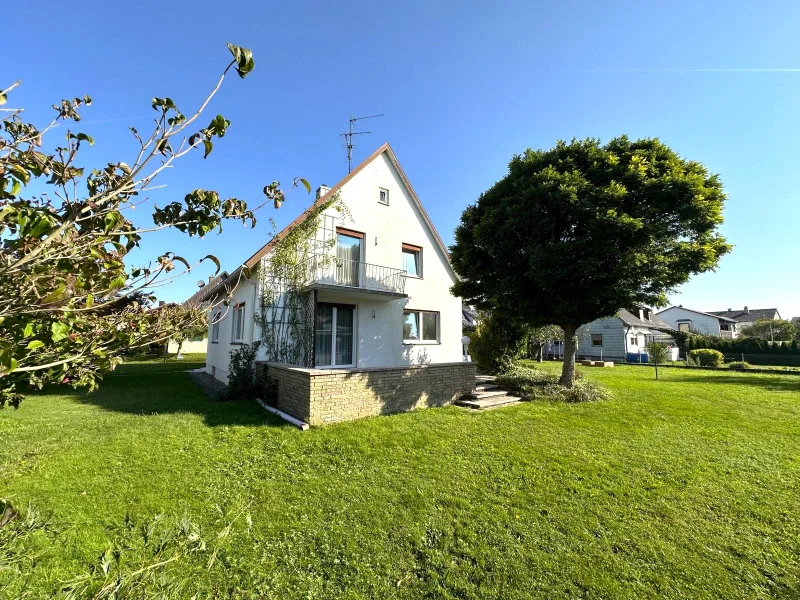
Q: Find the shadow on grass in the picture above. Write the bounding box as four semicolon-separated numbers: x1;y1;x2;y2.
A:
40;362;286;429
668;373;800;394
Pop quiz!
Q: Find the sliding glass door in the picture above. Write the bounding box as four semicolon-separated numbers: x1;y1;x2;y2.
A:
336;232;362;287
314;303;355;367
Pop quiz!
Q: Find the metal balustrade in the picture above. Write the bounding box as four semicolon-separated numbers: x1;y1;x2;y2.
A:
304;255;407;294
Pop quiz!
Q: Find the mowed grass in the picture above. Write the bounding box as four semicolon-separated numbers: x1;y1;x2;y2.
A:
1;358;799;598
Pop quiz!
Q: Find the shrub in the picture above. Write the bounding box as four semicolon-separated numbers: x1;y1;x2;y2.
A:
728;361;752;371
645;342;669;364
468;314;526;375
495;365;558;393
256;367;279;403
560;379;613;403
689;348;724;367
226;342;261;400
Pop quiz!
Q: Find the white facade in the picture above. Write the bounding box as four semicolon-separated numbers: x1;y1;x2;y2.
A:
204;144;463;383
166;338;208;354
656;306;738;338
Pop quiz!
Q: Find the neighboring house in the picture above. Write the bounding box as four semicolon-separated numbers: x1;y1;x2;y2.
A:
708;306;782;332
656;305;739;338
462;307;479;331
792;317;800;326
576;306;669;361
202;143;473;425
165;275;225;354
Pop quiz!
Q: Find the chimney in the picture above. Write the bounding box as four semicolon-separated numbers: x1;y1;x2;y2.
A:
744;306;749;314
158;300;165;306
208;276;214;285
727;308;731;312
316;184;330;200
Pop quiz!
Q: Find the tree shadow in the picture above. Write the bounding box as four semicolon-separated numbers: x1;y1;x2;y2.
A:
51;361;287;428
668;372;800;394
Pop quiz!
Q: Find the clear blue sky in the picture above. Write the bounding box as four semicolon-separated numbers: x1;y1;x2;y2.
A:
10;0;800;319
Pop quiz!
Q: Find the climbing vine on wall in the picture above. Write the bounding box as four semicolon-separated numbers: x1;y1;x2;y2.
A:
254;193;349;366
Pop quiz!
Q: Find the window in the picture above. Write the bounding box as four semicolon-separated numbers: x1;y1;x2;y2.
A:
591;334;603;346
378;187;389;205
336;228;364;287
314;304;355;367
232;303;246;342
403;310;438;342
678;322;691;332
402;243;422;277
629;336;637;346
210;311;220;342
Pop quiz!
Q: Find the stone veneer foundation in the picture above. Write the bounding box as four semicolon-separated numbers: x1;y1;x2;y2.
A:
256;362;475;426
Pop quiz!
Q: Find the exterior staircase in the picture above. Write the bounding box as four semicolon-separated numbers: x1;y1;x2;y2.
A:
455;375;522;410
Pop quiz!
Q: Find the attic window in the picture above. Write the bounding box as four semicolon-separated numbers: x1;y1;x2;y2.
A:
379;188;389;205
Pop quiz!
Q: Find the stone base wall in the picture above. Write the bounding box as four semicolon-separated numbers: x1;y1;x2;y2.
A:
257;362;475;426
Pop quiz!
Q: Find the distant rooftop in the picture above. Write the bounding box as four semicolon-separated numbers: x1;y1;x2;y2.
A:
708;307;781;323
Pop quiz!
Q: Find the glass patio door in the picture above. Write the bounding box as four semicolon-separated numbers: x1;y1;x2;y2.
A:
314;303;355;367
336;231;362;287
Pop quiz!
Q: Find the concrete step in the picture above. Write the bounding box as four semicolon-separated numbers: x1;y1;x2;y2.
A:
469;390;511;400
475;375;496;382
456;395;522;410
474;383;499;392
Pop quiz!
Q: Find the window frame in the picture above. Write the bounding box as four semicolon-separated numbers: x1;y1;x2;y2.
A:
232;303;246;343
591;333;603;346
401;243;422;278
378;187;389;205
677;321;691;332
629;336;637;346
403;309;439;344
210;311;220;343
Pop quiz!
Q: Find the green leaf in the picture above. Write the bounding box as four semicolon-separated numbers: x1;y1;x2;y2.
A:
27;340;45;350
226;43;255;78
299;178;311;194
0;92;6;106
51;322;69;342
86;294;94;308
202;255;221;274
108;276;126;291
40;284;67;305
202;139;213;159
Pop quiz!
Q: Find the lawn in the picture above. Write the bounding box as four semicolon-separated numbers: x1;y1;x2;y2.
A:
1;358;799;599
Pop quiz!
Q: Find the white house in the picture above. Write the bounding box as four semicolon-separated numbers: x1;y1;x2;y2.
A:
656;305;739;338
202;143;474;425
708;306;781;332
574;306;670;362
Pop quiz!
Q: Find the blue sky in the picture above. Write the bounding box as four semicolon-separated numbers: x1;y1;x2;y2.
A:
9;0;800;319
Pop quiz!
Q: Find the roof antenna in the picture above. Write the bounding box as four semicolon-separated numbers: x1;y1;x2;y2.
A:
340;114;384;173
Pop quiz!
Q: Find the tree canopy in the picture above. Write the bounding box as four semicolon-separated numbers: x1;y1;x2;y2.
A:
451;136;731;385
740;319;797;342
0;43;306;408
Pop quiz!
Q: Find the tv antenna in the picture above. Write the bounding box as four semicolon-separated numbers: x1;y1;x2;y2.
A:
340;114;384;173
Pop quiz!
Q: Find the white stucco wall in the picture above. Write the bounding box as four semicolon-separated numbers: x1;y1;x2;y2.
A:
656;307;721;336
205;278;258;383
204;148;463;382
315;152;461;366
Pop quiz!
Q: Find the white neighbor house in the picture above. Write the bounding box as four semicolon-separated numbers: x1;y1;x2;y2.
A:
656;306;739;338
573;306;670;362
202;143;473;425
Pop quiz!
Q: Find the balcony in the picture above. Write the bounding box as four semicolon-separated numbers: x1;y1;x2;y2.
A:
720;329;734;338
301;255;408;301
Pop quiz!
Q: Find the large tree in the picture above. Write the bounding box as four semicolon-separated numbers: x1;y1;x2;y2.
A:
740;319;797;342
0;43;306;408
451;137;731;386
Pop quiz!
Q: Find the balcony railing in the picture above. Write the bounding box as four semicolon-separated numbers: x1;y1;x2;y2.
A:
720;329;734;338
304;255;407;295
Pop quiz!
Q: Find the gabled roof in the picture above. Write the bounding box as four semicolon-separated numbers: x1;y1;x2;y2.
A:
618;307;669;329
656;305;738;323
708;308;781;323
203;142;453;301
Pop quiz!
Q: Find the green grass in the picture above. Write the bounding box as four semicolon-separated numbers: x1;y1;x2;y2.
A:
1;359;799;598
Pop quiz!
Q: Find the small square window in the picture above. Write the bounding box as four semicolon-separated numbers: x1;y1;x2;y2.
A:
629;336;637;346
591;334;603;346
379;188;389;205
403;310;438;342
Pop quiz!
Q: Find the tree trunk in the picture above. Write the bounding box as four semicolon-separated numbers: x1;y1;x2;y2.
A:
538;343;544;362
560;325;577;388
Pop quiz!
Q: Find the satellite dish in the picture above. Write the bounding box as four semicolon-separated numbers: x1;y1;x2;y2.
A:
196;280;205;288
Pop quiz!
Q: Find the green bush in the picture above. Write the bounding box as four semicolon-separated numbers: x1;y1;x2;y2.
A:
689;348;724;367
495;365;609;403
226;342;261;400
728;361;752;371
468;314;526;375
495;365;558;393
644;342;669;364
